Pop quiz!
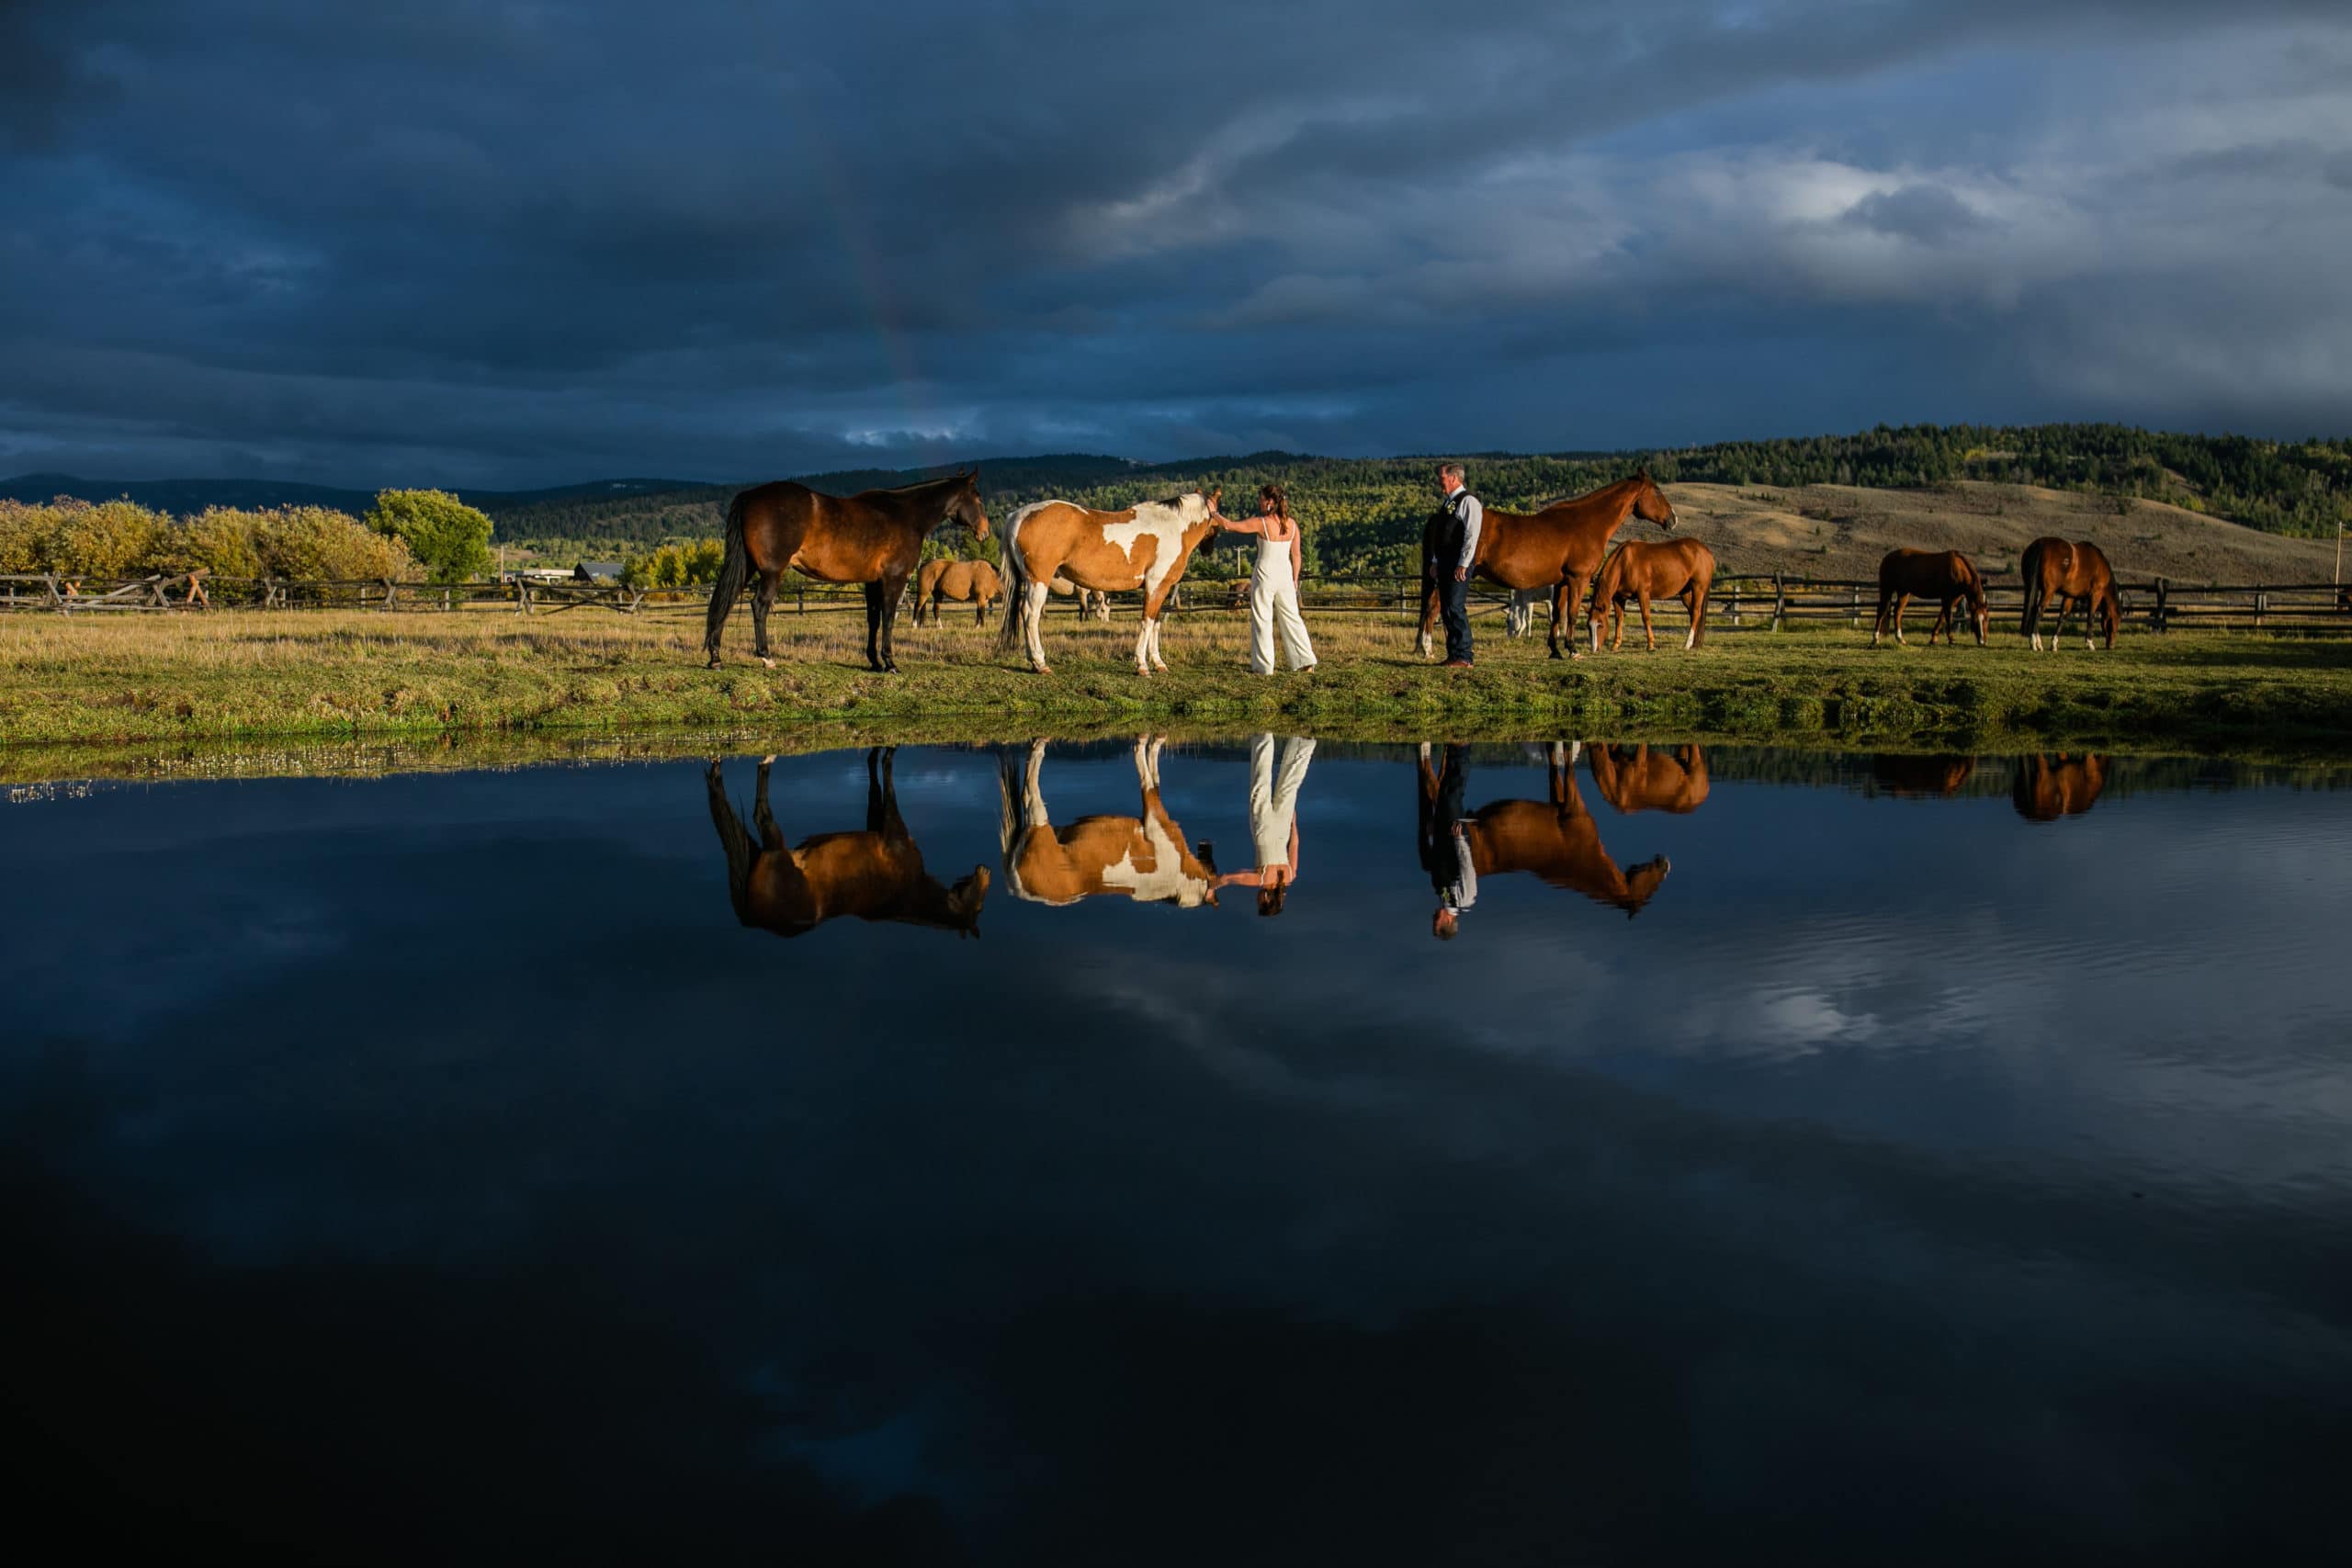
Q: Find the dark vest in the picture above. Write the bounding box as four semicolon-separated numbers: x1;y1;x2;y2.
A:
1429;489;1478;562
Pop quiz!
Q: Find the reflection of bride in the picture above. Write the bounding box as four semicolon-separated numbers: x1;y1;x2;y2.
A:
1216;483;1317;675
706;749;989;939
1218;733;1315;916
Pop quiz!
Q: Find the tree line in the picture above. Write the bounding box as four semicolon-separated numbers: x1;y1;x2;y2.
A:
0;491;495;583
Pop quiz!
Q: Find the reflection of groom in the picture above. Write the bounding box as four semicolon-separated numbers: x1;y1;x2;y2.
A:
1418;742;1476;940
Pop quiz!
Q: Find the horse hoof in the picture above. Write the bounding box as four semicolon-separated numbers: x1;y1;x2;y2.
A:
706;657;722;670
760;657;775;670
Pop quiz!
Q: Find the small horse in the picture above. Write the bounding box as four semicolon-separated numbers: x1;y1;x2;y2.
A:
1870;754;1977;798
1589;538;1715;652
996;491;1222;674
2019;537;2120;651
2011;753;2109;821
706;750;989;939
1872;548;1988;648
911;558;1003;626
1418;470;1679;660
997;737;1221;908
1432;741;1672;918
704;469;989;672
1587;743;1710;813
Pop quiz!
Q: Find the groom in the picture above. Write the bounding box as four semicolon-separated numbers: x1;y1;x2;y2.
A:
1432;462;1484;669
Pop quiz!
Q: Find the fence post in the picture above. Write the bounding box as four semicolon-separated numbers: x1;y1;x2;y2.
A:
1770;571;1786;632
1729;581;1741;627
2153;577;2168;632
1849;584;1861;627
2254;586;2267;628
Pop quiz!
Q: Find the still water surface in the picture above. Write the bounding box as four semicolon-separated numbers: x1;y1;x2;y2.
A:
7;739;2350;1563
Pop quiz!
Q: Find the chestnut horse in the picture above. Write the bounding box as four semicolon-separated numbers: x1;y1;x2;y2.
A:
1418;470;1679;660
1587;743;1710;813
2019;537;2120;651
1870;754;1977;798
1427;741;1672;918
997;738;1221;908
1589;539;1715;652
706;749;989;939
996;491;1222;674
704;469;989;672
1872;548;1988;648
911;558;1003;626
2011;753;2109;821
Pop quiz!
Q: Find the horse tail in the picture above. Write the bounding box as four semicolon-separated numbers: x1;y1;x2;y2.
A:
705;491;752;661
994;502;1041;654
2018;538;2046;642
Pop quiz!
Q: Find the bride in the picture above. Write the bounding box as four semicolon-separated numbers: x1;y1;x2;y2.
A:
1218;483;1317;674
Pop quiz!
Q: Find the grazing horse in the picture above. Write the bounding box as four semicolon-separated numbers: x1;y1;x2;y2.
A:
997;737;1221;908
2019;536;2120;651
1427;741;1672;918
1047;574;1111;619
996;491;1222;674
1870;753;1978;798
1587;743;1710;814
2011;753;2109;821
706;749;989;939
704;469;989;672
1417;470;1679;660
1589;539;1715;652
911;558;1003;626
1872;548;1989;648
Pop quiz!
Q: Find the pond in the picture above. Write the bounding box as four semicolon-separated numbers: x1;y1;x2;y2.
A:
7;738;2349;1564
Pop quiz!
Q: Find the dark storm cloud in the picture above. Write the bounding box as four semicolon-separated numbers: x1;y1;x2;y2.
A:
2;0;2349;484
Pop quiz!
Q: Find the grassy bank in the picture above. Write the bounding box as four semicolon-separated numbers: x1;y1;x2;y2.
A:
4;605;2349;761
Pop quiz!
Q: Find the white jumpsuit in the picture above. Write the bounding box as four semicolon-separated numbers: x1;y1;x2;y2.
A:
1249;733;1316;872
1249;535;1317;674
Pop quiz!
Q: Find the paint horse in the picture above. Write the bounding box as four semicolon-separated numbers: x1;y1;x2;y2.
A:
1870;754;1978;798
2018;537;2120;651
997;491;1223;673
705;469;989;672
706;749;989;940
2011;753;2109;821
1589;538;1715;652
1418;470;1679;660
998;738;1222;908
1428;741;1673;917
1503;586;1551;638
911;558;1003;626
1587;743;1710;814
1872;548;1989;648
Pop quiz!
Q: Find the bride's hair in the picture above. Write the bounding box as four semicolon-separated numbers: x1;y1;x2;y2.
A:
1259;482;1290;519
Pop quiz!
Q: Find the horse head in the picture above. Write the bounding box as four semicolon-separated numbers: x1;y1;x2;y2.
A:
1965;571;1991;645
1632;468;1678;531
942;864;990;937
947;468;991;541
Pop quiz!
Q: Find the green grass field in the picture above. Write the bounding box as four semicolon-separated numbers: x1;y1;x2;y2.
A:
3;604;2348;773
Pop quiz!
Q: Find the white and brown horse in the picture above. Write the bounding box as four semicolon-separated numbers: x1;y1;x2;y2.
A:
997;738;1221;908
997;491;1222;673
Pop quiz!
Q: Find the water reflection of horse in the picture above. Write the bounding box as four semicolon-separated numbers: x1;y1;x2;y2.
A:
1422;741;1672;919
705;469;990;671
1587;743;1709;813
2011;754;2109;821
1417;471;1679;661
1871;754;1977;797
706;750;989;940
2019;537;2120;652
998;738;1222;908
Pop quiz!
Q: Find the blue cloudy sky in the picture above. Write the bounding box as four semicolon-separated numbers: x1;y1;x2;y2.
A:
3;0;2348;487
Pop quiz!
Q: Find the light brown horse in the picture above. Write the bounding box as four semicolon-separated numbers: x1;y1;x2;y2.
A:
1870;753;1977;798
997;738;1221;908
911;558;1003;626
706;749;989;939
2019;537;2120;651
996;491;1222;674
2011;753;2109;821
1430;741;1672;918
704;469;989;672
1873;548;1988;648
1587;742;1710;813
1418;471;1679;660
1589;539;1715;652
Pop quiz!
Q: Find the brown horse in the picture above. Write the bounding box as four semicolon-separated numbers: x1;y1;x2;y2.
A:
1870;753;1977;798
706;749;989;939
1872;548;1988;648
996;491;1222;674
911;558;1003;626
998;737;1221;908
1418;470;1679;660
2011;753;2109;821
1427;741;1672;919
1587;742;1710;813
704;469;989;672
1589;539;1715;652
2019;537;2120;651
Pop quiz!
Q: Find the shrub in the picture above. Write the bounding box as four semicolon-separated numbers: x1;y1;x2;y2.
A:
28;498;169;577
254;506;419;581
623;537;727;588
365;489;494;583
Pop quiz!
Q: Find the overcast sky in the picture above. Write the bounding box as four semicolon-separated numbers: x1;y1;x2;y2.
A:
3;0;2348;487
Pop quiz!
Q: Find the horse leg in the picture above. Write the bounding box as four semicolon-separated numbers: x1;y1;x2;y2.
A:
879;574;909;671
1023;581;1053;673
1552;578;1577;660
751;570;781;666
753;755;785;850
1685;582;1707;650
1637;588;1657;651
1872;590;1892;648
